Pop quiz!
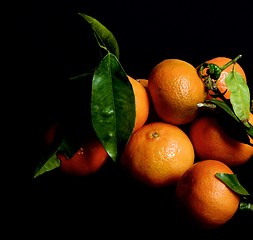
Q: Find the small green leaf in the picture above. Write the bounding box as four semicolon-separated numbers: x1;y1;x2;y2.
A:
225;69;251;123
216;173;250;196
33;152;60;178
33;134;83;178
33;116;88;178
216;173;253;212
91;53;135;161
78;13;120;59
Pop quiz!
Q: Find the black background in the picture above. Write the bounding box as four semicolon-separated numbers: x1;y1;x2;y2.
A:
10;0;253;238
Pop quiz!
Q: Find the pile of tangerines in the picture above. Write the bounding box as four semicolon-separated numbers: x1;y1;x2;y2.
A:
41;55;252;229
34;14;253;230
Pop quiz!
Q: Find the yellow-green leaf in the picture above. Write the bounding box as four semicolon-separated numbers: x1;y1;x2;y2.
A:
33;152;60;178
225;69;250;124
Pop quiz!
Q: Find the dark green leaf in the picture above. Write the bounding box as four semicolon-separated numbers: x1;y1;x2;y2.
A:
207;99;253;145
91;53;135;161
245;122;253;138
207;99;239;122
225;69;250;124
78;13;120;59
216;173;250;196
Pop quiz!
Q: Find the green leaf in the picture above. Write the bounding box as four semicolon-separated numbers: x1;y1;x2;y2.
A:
78;13;120;59
225;69;251;124
33;152;60;178
216;173;250;196
91;53;135;161
33;135;82;178
216;173;253;212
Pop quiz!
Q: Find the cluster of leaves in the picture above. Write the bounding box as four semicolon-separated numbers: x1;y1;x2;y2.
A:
32;13;253;211
34;14;136;178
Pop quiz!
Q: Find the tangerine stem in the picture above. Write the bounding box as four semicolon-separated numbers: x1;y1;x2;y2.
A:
220;54;242;71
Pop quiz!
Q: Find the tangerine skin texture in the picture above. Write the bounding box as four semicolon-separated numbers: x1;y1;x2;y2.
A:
128;76;150;133
148;59;206;125
189;115;253;167
175;160;240;229
121;122;195;187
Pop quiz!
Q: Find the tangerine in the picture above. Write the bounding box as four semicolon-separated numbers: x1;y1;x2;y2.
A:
137;78;160;123
189;114;253;167
175;160;240;229
120;121;195;187
58;134;109;176
128;76;150;132
148;59;206;125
